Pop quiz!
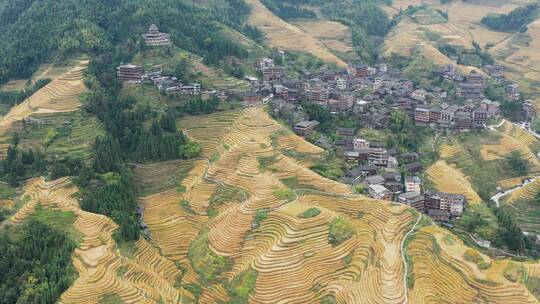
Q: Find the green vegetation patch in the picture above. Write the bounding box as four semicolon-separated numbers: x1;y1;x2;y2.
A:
29;205;81;243
504;262;526;283
298;207;321;219
208;185;246;217
311;152;348;181
526;275;540;299
253;210;269;228
407;6;447;25
226;268;258;302
463;249;484;264
257;155;278;173
188;228;233;282
328;216;355;246
180;200;196;215
100;294;124;304
273;188;295;202
0;214;79;304
280;176;315;190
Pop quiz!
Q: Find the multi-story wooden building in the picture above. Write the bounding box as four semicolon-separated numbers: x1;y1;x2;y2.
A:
117;64;144;83
142;24;171;46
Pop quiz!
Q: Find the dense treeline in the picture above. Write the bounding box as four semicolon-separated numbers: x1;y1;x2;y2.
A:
438;42;494;68
494;206;538;255
0;0;251;83
81;167;140;241
261;0;317;20
0;217;77;303
0;136;48;186
481;3;539;31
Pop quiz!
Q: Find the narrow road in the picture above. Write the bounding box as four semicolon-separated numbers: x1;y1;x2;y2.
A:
487;119;540;207
401;214;422;304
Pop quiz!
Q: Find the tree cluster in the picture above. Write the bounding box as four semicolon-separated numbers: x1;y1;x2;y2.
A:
0;78;51;109
261;0;317;20
481;4;539;32
0;218;77;304
0;137;46;186
321;0;390;64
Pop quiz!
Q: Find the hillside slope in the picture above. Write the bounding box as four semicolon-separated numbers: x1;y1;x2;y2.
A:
245;0;346;67
4;106;539;303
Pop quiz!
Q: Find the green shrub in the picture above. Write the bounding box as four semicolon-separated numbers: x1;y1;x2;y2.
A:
273;188;295;201
478;262;491;270
298;207;321;219
228;268;258;301
328;217;355;246
188;229;232;282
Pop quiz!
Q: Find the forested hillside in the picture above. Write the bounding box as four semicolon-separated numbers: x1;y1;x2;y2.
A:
0;0;251;83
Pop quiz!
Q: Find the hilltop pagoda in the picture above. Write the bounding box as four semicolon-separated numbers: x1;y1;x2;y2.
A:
142;24;171;46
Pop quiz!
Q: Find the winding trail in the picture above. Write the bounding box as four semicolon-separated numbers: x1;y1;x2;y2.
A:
487;118;540;207
400;214;422;304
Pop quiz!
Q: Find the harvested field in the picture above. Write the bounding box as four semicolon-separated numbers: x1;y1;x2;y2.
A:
426;160;482;204
0;79;27;92
245;0;346;67
383;16;478;74
499;176;531;189
480;122;540;169
407;224;537;303
135;106;539;302
7;105;539;302
9;177;187;303
506;178;540;203
292;20;354;53
0;60;88;155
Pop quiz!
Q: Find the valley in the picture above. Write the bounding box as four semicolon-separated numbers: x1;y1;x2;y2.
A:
1;0;540;303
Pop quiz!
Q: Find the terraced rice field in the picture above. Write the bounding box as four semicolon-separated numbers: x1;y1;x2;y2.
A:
382;14;478;75
481;122;540;170
0;60;88;155
501;177;540;234
9;177;187;303
426;160;482;204
244;0;346;67
407;224;537;303
6;106;539;302
136;107;537;302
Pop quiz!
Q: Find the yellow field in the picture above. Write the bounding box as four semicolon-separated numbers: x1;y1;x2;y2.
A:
491;18;540;110
506;178;540;203
292;20;354;53
0;79;27;92
9;177;187;303
499;176;533;189
385;0;540;110
426;160;482;204
481;122;540;170
408;224;536;303
245;0;346;67
0;60;88;154
6;106;539;302
383;15;478;75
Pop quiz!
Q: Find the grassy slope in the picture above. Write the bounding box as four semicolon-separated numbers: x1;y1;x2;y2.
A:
244;0;347;67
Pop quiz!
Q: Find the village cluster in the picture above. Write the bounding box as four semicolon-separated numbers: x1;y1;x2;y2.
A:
251;56;533;223
113;24;534;224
